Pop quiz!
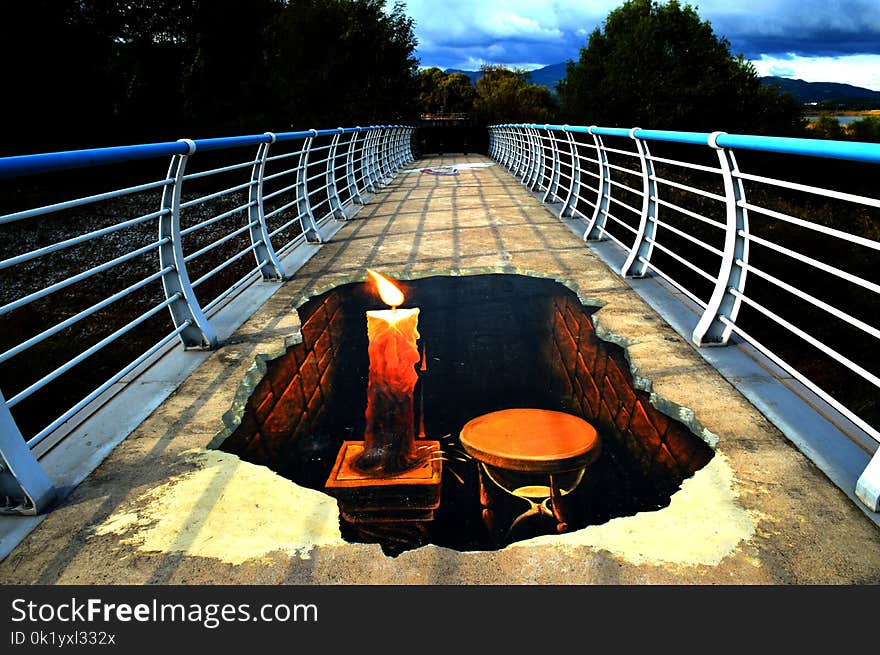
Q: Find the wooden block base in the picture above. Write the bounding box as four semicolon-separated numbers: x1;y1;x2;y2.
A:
325;441;443;523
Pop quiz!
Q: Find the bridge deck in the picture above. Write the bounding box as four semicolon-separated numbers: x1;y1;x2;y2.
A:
1;155;877;584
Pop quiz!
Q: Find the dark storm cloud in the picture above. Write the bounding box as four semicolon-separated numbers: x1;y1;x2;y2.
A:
711;1;880;58
406;0;880;70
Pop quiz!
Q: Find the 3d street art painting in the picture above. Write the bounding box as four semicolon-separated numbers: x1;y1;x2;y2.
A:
214;272;714;555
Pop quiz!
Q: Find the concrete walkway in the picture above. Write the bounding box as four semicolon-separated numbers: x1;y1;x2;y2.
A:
1;155;878;584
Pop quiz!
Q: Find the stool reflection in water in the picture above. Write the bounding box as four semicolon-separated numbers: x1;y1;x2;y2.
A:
460;409;601;540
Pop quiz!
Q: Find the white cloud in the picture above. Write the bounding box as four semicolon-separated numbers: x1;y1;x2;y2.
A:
457;56;546;71
402;0;880;88
487;13;563;40
752;54;880;90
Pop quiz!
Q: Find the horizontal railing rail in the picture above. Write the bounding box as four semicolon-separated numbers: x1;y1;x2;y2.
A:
488;123;880;512
0;124;414;514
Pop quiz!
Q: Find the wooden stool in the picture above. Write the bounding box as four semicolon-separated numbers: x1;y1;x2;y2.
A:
460;409;601;539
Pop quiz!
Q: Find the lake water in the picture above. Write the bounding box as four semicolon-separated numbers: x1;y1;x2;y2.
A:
804;115;863;125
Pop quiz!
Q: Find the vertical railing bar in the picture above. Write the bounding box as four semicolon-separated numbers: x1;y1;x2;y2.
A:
326;128;347;219
560;126;582;218
527;127;542;189
515;127;528;180
584;126;611;241
158;139;218;349
505;126;515;171
621;128;659;277
692;131;749;346
0;388;56;514
376;127;389;183
543;126;562;203
346;129;365;204
296;130;324;243
248;133;285;279
363;128;378;192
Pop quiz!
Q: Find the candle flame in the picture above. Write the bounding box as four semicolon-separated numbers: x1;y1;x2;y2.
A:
367;269;405;308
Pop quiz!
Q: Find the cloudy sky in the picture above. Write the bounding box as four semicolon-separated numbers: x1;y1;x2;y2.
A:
404;0;880;90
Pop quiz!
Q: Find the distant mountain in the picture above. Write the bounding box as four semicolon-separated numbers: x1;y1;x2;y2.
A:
443;62;567;91
444;68;481;85
759;77;880;104
442;66;880;107
526;63;568;90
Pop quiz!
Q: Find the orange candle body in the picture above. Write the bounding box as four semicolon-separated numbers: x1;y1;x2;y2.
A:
356;307;422;473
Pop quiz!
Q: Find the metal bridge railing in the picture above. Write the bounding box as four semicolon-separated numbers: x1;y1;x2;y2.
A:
489;123;880;512
0;124;414;514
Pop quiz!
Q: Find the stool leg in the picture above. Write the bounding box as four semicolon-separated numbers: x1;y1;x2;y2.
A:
478;465;501;541
549;474;570;533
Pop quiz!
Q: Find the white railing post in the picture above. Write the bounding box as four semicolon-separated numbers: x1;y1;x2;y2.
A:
296;130;324;243
560;126;581;218
364;128;380;192
507;126;518;170
498;126;508;165
389;127;403;171
520;126;532;183
494;127;506;166
492;127;503;165
621;128;659;277
407;126;416;163
248;133;285;279
692;131;749;346
359;128;372;192
326;128;347;220
399;126;410;168
543;126;562;203
513;126;524;175
856;451;880;511
158;139;218;348
396;126;408;169
584;127;611;241
527;127;543;190
0;388;55;514
375;127;387;181
345;129;365;205
515;127;530;179
379;125;392;182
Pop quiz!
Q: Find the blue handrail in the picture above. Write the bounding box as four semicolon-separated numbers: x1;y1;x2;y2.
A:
0;141;190;179
505;123;880;163
0;125;408;180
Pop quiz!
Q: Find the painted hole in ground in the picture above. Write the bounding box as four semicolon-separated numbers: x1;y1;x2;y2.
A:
213;274;714;556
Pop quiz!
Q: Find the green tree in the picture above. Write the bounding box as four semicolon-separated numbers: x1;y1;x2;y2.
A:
417;68;476;114
439;72;477;113
0;0;419;151
0;0;118;153
846;116;880;143
181;0;282;135
263;0;418;128
558;0;802;134
474;65;556;124
418;68;448;114
806;114;847;141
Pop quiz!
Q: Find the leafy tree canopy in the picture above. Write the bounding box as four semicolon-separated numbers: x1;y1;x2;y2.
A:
417;68;476;114
0;0;418;154
558;0;802;134
474;66;557;124
807;114;880;143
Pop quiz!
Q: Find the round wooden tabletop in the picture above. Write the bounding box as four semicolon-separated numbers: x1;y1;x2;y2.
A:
460;408;601;474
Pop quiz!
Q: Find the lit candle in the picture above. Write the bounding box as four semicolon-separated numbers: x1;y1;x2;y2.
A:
356;270;422;473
